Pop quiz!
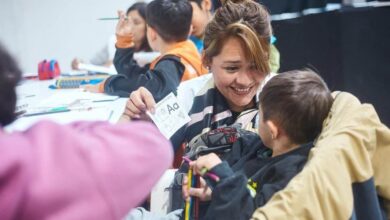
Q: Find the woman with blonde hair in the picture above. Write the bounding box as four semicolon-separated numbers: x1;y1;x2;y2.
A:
125;0;272;151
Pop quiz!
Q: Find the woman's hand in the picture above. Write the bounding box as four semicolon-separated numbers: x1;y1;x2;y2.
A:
182;176;212;202
124;87;156;119
115;10;133;37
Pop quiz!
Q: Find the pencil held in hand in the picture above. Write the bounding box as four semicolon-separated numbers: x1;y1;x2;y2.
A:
97;17;128;21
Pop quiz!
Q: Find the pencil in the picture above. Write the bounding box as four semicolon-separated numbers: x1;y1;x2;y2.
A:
97;17;128;21
23;108;70;117
107;110;114;121
92;99;117;103
185;168;193;220
195;174;200;220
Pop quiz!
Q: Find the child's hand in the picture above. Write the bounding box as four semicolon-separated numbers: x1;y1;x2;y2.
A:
71;58;83;70
190;153;222;175
81;84;101;93
115;10;133;37
182;176;211;202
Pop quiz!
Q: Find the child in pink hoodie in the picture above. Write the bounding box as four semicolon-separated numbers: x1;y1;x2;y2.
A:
0;44;173;220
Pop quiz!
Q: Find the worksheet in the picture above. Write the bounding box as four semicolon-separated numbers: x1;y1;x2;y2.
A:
147;93;190;139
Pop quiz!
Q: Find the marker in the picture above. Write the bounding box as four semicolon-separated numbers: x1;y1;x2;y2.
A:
182;156;192;163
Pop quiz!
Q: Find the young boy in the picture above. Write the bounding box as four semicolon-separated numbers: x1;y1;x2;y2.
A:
90;0;208;100
186;70;334;219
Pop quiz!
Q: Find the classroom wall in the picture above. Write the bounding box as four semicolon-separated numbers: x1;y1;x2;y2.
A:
0;0;147;73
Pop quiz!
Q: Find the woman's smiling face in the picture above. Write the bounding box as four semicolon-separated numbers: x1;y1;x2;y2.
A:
210;37;266;112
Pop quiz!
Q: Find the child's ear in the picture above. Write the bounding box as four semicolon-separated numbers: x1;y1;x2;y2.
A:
266;120;279;140
204;0;212;11
147;26;157;41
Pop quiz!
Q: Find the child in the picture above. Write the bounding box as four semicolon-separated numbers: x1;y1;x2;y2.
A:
91;0;208;100
73;2;153;72
188;0;213;52
186;69;334;219
0;44;173;220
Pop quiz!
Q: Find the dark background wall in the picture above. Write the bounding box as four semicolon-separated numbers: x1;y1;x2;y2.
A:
212;0;342;14
260;0;341;14
272;6;390;126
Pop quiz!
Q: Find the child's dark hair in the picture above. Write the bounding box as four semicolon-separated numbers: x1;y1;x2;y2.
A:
259;69;333;144
0;44;22;126
126;2;147;16
146;0;193;43
126;2;151;52
189;0;216;12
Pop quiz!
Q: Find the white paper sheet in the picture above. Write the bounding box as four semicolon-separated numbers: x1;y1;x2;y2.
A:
33;90;118;109
78;63;117;75
147;93;190;139
6;108;113;132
